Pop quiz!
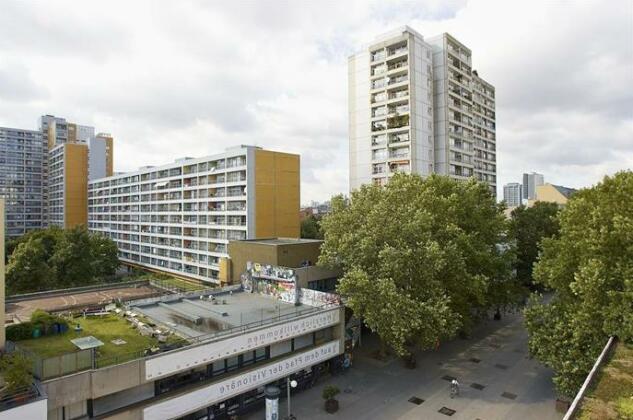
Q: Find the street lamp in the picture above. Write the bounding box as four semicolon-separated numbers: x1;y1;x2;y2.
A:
286;377;298;420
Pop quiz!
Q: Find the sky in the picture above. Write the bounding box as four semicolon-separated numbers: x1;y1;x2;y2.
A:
0;0;631;204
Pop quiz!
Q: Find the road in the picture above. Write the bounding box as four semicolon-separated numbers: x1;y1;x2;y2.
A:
245;310;562;420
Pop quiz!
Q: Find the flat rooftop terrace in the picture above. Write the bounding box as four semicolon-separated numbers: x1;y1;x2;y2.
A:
132;292;314;340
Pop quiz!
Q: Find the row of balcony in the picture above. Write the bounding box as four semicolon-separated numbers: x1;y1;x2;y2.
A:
371;42;408;62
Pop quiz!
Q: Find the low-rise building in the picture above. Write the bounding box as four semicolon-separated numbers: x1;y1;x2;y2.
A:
6;286;343;420
529;183;577;207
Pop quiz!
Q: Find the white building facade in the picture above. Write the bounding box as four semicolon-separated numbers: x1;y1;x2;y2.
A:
349;27;497;195
503;182;523;207
87;146;300;284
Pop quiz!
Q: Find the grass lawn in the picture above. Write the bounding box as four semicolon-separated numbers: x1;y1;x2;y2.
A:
578;341;633;420
153;277;207;292
17;315;158;360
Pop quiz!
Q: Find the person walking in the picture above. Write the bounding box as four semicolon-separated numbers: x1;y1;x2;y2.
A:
450;379;460;398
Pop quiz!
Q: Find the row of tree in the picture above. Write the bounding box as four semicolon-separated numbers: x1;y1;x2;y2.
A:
316;171;632;398
6;226;119;295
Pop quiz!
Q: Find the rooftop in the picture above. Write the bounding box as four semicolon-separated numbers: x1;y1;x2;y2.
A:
132;292;307;340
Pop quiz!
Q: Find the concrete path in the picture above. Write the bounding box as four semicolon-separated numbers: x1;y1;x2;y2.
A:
245;311;561;420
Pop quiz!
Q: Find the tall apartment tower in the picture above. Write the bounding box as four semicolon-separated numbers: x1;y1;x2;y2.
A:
0;127;48;237
349;27;435;189
349;27;497;194
88;146;300;285
523;172;544;200
40;115;114;229
503;182;523;207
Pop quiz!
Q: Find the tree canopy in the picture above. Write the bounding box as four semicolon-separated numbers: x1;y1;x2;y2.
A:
6;226;120;295
509;202;560;289
319;174;519;356
524;171;633;397
300;215;323;239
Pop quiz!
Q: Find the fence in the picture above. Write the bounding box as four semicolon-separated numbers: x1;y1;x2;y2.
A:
562;336;616;420
6;280;150;303
6;341;93;381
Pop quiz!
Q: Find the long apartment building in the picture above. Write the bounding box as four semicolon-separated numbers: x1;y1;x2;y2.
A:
0;127;48;237
88;145;300;285
349;26;497;195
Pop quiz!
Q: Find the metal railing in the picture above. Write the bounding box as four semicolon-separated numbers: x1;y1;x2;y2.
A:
562;336;616;420
0;383;42;411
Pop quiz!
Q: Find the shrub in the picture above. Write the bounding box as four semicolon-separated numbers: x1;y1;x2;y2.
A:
0;353;32;393
322;385;340;401
6;322;34;341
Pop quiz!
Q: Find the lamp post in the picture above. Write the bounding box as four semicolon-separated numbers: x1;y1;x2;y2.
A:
286;377;298;419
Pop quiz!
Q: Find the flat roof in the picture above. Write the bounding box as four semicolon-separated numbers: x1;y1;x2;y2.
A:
233;237;323;246
132;291;306;340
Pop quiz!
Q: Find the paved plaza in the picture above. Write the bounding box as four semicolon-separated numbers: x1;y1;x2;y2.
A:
246;311;562;420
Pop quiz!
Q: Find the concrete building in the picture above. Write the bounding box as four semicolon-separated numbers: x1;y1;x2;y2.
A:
349;26;496;194
0;127;48;237
227;238;341;291
529;183;577;207
3;283;343;419
41;116;114;229
503;182;523;207
88;146;300;285
523;172;544;201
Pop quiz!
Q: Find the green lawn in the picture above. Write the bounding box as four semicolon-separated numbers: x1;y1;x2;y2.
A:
578;341;633;420
152;277;207;292
17;315;158;360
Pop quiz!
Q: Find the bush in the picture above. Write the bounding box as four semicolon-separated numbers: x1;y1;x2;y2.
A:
6;322;34;341
31;309;68;334
0;353;32;393
322;385;340;401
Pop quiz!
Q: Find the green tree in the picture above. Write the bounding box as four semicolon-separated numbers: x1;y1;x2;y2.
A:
6;226;119;294
6;238;54;294
319;174;517;357
51;226;96;287
301;215;323;239
509;202;560;289
90;233;120;278
524;171;633;397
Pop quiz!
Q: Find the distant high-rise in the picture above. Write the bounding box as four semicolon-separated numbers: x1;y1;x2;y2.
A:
0;127;48;237
349;26;496;195
503;182;523;207
40;115;113;229
522;172;544;200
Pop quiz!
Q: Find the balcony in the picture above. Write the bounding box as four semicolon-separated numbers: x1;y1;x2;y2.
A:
371;50;386;62
389;162;410;173
387;115;409;130
387;44;408;57
371;64;387;76
388;74;408;86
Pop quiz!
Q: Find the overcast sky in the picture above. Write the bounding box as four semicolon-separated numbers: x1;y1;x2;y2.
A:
0;0;631;203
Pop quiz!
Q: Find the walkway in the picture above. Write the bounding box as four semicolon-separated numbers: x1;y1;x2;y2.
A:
245;311;561;420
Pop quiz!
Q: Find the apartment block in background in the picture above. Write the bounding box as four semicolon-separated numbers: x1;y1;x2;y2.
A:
349;27;497;195
88;146;300;285
0;127;48;237
503;182;523;208
523;172;544;200
41;115;113;228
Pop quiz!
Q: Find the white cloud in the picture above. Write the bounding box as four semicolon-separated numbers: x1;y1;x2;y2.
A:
0;0;630;202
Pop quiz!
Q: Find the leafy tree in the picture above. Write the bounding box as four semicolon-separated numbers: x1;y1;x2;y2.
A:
301;215;323;239
50;226;96;287
6;226;119;294
319;174;518;357
509;202;560;289
6;238;53;294
524;171;633;398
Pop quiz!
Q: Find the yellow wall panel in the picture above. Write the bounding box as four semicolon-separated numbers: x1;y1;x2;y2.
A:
64;144;89;228
254;150;300;239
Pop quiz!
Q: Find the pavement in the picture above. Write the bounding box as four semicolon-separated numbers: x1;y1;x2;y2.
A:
245;310;562;420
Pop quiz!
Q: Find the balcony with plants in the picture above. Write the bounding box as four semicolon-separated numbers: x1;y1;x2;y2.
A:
387;114;409;130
